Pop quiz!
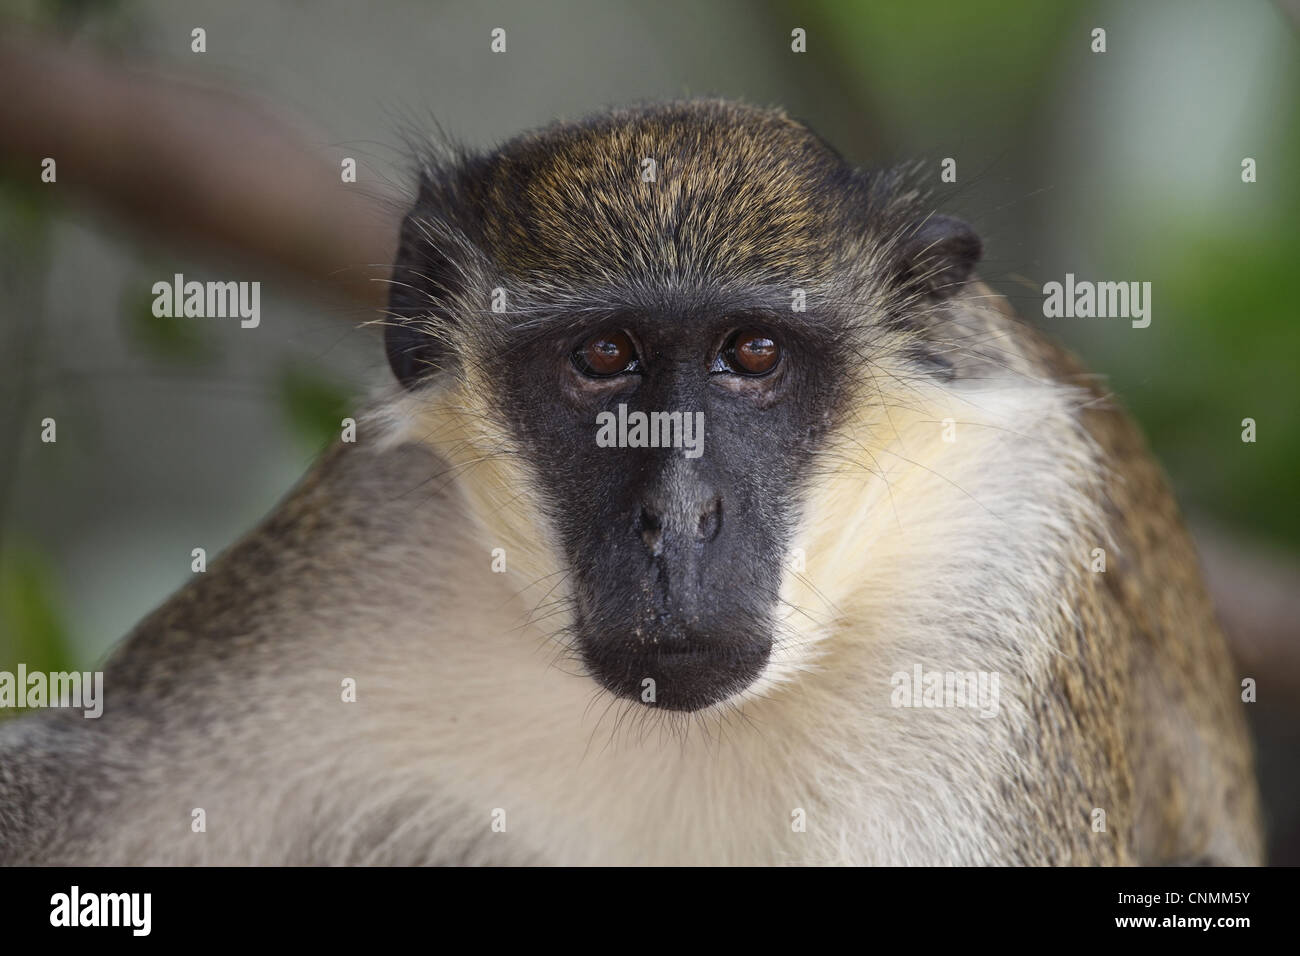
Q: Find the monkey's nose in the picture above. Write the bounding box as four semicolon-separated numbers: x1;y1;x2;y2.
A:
638;497;722;556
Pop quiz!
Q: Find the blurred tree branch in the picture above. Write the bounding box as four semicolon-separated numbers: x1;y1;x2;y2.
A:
0;28;398;311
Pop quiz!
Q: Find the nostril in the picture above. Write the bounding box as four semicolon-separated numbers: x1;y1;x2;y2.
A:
639;507;662;533
639;506;663;557
696;497;722;543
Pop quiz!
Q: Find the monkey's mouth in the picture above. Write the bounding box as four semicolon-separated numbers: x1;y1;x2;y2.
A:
572;605;772;712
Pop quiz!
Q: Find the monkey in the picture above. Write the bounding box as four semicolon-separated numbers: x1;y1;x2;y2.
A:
0;99;1262;866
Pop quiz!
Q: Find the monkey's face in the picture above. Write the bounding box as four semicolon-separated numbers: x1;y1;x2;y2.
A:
383;101;982;713
486;295;844;712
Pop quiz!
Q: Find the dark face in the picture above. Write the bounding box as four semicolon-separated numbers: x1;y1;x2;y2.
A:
487;289;845;711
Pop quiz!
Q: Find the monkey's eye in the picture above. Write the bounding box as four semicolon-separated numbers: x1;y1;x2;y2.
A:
714;329;780;376
573;330;640;377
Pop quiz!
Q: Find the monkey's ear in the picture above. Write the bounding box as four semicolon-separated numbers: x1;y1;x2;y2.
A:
384;318;440;390
894;215;982;298
384;206;455;390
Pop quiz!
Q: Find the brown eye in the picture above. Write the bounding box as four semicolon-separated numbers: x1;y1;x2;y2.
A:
724;330;780;376
574;330;638;377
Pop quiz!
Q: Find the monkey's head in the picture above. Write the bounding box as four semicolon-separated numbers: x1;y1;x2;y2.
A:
383;100;981;712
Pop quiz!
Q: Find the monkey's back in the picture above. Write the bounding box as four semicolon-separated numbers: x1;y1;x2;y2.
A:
1018;321;1263;864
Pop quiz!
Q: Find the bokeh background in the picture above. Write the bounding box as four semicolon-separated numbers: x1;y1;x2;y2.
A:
2;0;1297;862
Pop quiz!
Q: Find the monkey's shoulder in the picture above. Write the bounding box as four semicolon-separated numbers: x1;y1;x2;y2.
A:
101;439;469;689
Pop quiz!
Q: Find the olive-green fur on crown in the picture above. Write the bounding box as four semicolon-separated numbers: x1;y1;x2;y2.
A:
456;100;860;286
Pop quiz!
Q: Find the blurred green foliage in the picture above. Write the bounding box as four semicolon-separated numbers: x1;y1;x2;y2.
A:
1139;228;1300;545
276;362;355;456
0;543;75;720
121;283;220;365
811;0;1076;143
1069;101;1300;550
